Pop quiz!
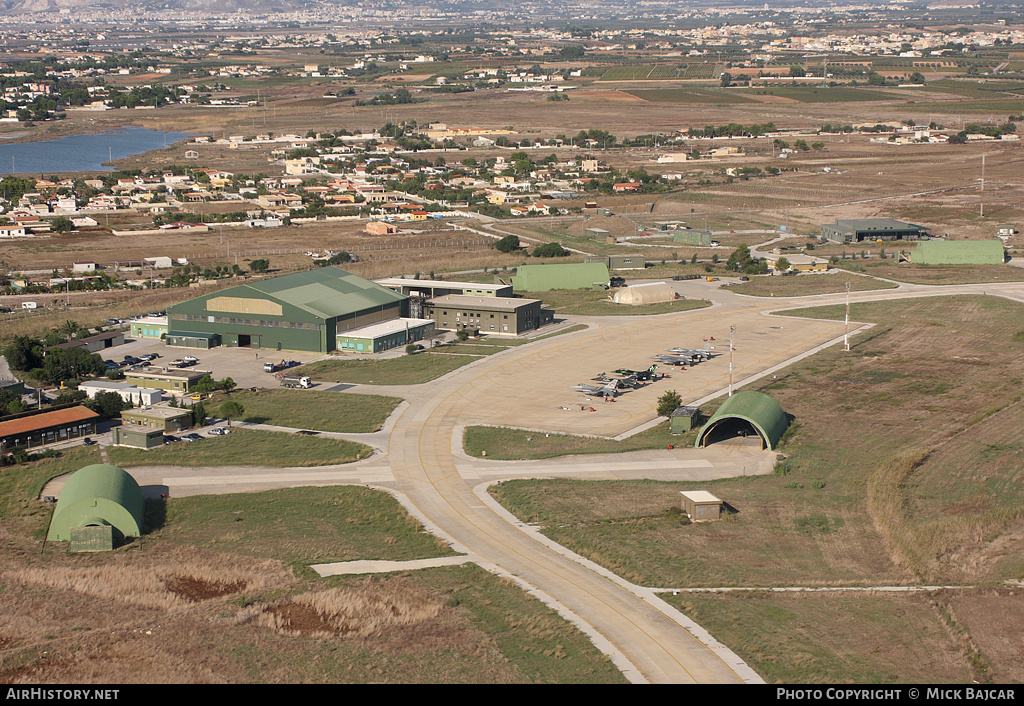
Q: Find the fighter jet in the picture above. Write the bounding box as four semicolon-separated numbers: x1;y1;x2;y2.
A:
612;364;659;381
651;353;693;367
570;379;621;397
666;341;715;361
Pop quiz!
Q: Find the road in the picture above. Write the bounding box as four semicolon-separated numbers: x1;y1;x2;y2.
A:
59;276;1024;684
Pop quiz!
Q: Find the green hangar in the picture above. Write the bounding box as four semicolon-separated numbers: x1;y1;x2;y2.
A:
47;464;145;549
166;268;409;353
695;391;789;451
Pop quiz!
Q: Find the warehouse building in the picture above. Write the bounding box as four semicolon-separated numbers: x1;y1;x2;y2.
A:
584;255;647;270
911;239;1005;265
46;463;145;550
821;219;928;244
695;391;788;451
511;263;610;291
165;267;409;353
424;295;553;335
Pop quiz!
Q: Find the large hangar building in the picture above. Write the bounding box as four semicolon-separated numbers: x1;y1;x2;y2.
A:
165;268;409;353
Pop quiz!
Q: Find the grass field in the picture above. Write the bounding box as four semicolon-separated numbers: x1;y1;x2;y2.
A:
668;591;973;684
208;389;403;433
834;261;1024;285
464;419;701;460
294;351;482;386
2;467;625;683
721;271;898;297
107;428;372;468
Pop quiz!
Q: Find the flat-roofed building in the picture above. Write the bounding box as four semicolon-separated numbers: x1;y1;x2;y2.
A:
424;295;552;336
123;368;211;394
336;317;435;353
376;277;513;299
129;315;168;339
821;219;928;244
120;405;193;433
680;490;723;522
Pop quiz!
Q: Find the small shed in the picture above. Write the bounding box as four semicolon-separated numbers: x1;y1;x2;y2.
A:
670;405;701;433
47;464;145;548
681;490;723;522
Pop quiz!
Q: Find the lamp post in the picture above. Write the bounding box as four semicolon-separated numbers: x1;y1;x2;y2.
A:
844;282;851;352
728;325;736;397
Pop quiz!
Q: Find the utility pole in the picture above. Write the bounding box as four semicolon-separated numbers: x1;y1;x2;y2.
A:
844;282;851;352
980;154;985;218
728;325;736;397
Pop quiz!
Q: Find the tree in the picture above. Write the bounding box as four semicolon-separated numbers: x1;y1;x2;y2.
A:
219;400;244;426
789;65;806;78
495;234;520;253
250;258;270;273
775;257;791;272
532;242;569;258
720;72;732;88
657;390;682;417
50;216;74;234
909;71;926;84
85;390;128;418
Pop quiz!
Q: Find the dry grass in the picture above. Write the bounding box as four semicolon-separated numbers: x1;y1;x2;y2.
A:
7;546;281;613
238;580;443;638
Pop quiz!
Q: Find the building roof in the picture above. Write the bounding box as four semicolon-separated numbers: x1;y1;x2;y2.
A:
122;405;192;419
375;278;510;292
427;294;540;311
338;317;433;340
512;262;611;291
0;406;99;438
681;490;721;504
47;330;124;350
227;267;406;320
829;218;924;232
696;391;788;451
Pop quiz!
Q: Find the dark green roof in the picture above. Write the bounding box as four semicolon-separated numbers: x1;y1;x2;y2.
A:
246;267;406;319
696;391;788;451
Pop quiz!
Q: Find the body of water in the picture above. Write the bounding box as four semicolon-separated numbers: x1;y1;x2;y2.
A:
0;126;190;175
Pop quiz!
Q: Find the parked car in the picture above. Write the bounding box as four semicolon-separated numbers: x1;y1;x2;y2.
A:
169;359;186;367
104;360;119;370
295;430;320;436
138;353;159;361
164;435;180;444
82;437;96;446
182;356;198;366
182;433;203;442
208;427;231;436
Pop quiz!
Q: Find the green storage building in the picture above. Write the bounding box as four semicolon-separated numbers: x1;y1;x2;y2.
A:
912;240;1005;265
47;464;145;548
165;267;409;353
511;262;611;291
695;391;788;451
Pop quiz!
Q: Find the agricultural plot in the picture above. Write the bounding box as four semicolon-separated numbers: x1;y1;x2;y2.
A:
624;88;755;104
739;87;896;103
599;65;657;81
682;63;717;80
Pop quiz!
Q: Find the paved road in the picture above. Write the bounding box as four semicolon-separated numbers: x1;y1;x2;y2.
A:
56;276;1024;684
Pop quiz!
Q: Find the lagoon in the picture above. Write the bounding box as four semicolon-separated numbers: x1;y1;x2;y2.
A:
0;127;190;175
